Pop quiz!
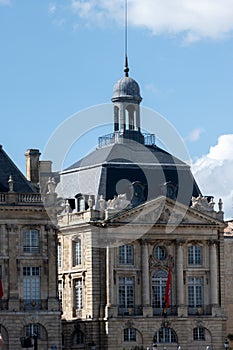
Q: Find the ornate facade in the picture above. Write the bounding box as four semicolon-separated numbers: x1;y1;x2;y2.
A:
0;146;61;349
56;62;228;350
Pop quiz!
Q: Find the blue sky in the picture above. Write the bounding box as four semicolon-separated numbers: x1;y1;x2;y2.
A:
1;0;233;218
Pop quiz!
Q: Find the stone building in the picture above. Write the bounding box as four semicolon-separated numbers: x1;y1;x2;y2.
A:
0;146;61;349
56;61;227;350
224;221;233;338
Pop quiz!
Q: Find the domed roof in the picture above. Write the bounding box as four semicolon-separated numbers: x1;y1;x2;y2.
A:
112;76;142;103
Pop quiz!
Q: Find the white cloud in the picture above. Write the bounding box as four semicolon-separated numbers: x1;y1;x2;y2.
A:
67;0;233;42
188;128;205;142
0;0;11;5
48;3;57;15
192;134;233;220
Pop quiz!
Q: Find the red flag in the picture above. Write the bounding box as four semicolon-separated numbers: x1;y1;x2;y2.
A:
164;267;172;309
0;279;4;299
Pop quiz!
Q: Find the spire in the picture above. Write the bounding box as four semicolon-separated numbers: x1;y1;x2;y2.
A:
124;0;129;77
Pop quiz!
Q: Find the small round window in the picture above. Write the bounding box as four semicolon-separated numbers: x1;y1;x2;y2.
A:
154;246;167;261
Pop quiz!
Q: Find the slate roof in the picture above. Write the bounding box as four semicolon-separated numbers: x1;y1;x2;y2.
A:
0;145;34;193
64;143;186;171
57;142;201;208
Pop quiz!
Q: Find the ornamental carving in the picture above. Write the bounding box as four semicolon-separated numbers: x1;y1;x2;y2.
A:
149;253;174;271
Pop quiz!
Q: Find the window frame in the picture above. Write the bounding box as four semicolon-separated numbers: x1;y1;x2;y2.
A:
119;245;134;265
73;239;82;266
58;242;62;268
154;246;167;261
73;278;83;310
118;276;135;314
124;328;136;342
188;245;202;265
23;229;40;254
152;270;169;314
23;267;41;309
193;327;205;341
154;327;178;343
26;323;40;339
188;276;204;314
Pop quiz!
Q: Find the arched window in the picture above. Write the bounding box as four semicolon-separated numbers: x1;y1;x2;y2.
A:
188;245;202;265
114;105;119;131
126;105;136;130
124;328;136;342
22;323;48;348
152;270;168;315
193;327;205;341
78;196;85;212
154;327;178;343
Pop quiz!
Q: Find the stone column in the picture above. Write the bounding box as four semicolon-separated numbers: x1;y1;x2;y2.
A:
105;247;117;317
209;240;218;305
177;240;184;305
141;240;150;306
141;240;153;317
176;240;187;316
46;225;60;311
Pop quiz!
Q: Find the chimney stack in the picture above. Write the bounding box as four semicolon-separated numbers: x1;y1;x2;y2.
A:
25;149;41;184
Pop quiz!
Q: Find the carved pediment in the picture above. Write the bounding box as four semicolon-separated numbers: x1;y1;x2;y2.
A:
105;196;225;228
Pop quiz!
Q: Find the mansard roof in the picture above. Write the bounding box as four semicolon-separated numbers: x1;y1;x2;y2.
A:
57;141;201;208
0;145;34;193
64;142;187;171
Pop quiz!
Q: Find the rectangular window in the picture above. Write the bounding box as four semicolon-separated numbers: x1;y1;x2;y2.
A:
152;270;168;315
73;240;82;266
74;279;82;309
188;245;202;265
58;280;62;310
124;328;136;342
119;245;134;264
23;267;40;308
23;230;39;253
119;277;134;314
188;277;203;314
58;243;62;268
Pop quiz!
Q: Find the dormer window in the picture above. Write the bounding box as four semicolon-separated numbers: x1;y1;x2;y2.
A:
75;194;86;212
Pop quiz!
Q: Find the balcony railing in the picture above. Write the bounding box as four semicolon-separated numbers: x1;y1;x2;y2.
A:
0;192;43;205
98;132;156;148
118;306;143;316
0;299;49;311
20;299;47;311
153;306;178;316
18;193;42;203
153;305;212;316
188;305;212;316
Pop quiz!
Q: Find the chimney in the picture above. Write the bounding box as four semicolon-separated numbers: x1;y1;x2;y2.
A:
25;149;41;184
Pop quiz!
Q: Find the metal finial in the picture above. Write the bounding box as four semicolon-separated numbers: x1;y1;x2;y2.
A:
124;55;129;77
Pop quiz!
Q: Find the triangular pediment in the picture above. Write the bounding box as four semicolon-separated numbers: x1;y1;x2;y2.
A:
105;196;225;228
